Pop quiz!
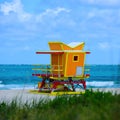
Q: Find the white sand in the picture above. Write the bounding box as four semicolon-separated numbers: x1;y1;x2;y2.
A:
0;89;55;104
0;88;120;103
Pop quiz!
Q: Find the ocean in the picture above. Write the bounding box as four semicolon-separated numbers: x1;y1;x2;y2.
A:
0;65;120;90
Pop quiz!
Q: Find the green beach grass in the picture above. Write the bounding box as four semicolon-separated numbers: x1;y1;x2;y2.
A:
0;89;120;120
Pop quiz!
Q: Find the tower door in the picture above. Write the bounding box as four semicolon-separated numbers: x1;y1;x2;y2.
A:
76;66;83;76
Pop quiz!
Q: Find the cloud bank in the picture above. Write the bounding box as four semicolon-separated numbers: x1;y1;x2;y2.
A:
0;0;31;21
0;0;119;64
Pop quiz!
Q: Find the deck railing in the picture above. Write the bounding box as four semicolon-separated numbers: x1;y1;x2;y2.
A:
32;64;63;77
32;64;90;79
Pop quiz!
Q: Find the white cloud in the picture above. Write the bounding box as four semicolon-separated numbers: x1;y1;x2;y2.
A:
0;0;70;23
46;7;70;15
36;7;70;22
87;12;95;19
0;0;32;22
83;8;120;33
23;46;31;51
98;42;120;50
98;42;110;50
13;45;31;51
80;0;120;6
0;0;72;44
0;0;21;15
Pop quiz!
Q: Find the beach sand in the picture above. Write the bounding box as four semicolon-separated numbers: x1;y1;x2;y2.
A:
0;88;120;103
90;88;120;94
0;89;55;104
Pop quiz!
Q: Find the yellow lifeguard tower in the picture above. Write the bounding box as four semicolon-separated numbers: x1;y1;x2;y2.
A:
32;42;90;94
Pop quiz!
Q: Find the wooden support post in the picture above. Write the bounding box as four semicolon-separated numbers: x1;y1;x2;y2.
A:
38;77;46;92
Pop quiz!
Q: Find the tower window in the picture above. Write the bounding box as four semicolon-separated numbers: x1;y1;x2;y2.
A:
73;55;79;61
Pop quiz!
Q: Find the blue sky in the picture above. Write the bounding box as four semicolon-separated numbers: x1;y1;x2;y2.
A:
0;0;120;64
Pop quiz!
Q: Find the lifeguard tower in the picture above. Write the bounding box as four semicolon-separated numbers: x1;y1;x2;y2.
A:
32;42;90;94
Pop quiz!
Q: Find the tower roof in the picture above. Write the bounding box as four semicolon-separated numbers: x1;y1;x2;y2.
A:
48;41;85;50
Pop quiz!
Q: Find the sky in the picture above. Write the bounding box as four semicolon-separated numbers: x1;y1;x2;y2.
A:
0;0;120;64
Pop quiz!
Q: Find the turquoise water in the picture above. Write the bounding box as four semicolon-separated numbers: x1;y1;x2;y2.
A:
0;65;120;90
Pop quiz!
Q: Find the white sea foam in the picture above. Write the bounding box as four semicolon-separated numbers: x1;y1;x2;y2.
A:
0;84;36;90
0;81;116;90
0;84;5;87
5;84;36;90
86;81;114;87
10;86;35;90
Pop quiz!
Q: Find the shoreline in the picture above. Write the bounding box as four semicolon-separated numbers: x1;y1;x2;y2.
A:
0;88;120;103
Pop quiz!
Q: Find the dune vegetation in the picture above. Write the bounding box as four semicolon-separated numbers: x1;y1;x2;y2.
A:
0;89;120;120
